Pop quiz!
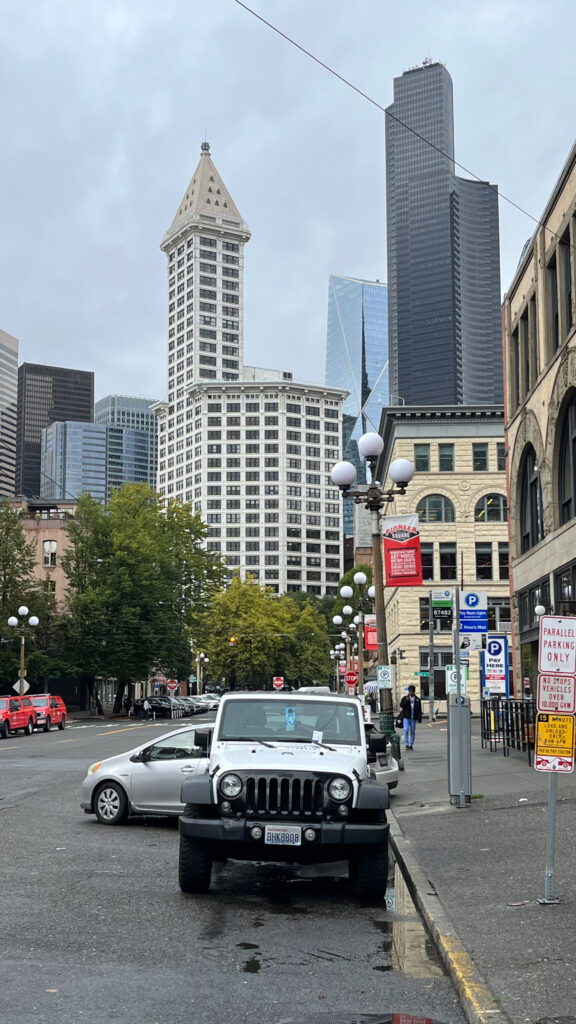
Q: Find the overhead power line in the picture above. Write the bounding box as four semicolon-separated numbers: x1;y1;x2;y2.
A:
234;0;571;253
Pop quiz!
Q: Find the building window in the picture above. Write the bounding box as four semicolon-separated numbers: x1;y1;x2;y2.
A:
416;494;455;523
497;443;506;472
43;540;57;567
474;493;508;522
472;443;489;471
498;542;509;581
414;443;430;472
438;444;454;472
520;444;544;552
439;543;457;580
559;390;576;525
420;542;434;581
476;542;493;580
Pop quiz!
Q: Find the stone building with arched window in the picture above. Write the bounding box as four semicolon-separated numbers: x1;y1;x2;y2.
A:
504;140;576;697
355;405;509;714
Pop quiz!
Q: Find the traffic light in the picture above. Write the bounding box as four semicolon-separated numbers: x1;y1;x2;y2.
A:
228;636;238;646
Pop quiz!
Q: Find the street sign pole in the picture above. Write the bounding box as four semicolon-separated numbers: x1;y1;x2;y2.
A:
428;591;435;722
539;773;561;904
448;587;472;807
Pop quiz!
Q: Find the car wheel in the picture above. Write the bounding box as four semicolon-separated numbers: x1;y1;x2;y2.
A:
23;719;34;736
350;842;389;900
94;782;129;825
179;803;212;893
58;716;66;730
44;717;52;732
1;720;10;739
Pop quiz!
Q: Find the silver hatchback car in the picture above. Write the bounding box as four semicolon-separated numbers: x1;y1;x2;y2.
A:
81;723;212;825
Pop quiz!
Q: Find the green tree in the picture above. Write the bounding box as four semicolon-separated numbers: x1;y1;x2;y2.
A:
61;484;226;711
201;577;332;688
0;500;42;687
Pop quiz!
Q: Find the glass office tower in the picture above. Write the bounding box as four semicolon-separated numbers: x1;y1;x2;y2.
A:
41;422;107;502
386;62;502;406
325;275;389;533
95;395;159;497
16;363;94;498
0;329;18;496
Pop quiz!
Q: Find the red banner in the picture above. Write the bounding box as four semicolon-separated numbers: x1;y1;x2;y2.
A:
382;514;423;587
364;614;378;650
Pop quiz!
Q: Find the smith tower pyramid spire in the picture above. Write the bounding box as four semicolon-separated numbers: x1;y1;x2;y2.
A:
160;142;251;402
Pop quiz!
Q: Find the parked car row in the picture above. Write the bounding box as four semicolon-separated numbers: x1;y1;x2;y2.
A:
0;693;67;738
133;694;220;719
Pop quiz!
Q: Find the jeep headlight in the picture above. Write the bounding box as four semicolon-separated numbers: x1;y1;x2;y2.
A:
328;776;351;802
219;773;243;798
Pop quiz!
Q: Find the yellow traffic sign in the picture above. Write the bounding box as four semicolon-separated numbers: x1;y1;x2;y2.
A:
535;713;575;772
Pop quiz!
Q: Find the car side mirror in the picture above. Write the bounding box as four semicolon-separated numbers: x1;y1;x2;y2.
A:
369;734;387;756
195;730;211;752
130;747;153;763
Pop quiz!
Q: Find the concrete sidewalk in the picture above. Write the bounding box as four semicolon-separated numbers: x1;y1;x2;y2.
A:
388;718;576;1024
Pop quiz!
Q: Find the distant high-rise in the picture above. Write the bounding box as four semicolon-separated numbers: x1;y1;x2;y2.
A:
16;363;94;498
0;329;18;496
95;395;159;496
386;62;502;406
41;421;107;503
325;275;389;533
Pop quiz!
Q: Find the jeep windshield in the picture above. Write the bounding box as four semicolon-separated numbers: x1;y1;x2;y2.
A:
218;699;361;746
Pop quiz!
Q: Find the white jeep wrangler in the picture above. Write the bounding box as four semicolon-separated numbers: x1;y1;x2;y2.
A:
178;692;390;899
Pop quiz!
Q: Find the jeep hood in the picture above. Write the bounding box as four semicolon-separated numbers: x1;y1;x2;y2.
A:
213;741;366;776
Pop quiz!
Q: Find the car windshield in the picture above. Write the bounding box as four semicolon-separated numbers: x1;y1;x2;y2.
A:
219;699;361;746
0;699;6;710
30;697;48;707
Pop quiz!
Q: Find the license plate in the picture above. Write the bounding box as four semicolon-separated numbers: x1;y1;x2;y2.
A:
264;825;301;846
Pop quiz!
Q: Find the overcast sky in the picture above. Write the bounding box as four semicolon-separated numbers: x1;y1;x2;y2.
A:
1;0;575;403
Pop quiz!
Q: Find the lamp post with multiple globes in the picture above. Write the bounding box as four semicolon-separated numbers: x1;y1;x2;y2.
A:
7;606;40;697
331;432;415;739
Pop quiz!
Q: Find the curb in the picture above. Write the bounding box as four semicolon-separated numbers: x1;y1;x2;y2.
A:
388;810;513;1024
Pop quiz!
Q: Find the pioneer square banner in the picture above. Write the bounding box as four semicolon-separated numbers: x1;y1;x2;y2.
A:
382;513;423;587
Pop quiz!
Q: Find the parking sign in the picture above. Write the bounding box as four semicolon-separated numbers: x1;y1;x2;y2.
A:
482;636;509;696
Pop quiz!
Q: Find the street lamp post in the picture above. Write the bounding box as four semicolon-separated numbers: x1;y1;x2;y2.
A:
196;652;209;695
331;432;415;747
7;606;39;696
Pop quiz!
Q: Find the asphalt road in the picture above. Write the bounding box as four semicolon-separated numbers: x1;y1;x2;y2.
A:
0;716;468;1024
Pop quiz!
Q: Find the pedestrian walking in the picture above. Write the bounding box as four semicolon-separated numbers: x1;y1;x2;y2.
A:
399;685;422;750
123;695;132;715
142;697;151;721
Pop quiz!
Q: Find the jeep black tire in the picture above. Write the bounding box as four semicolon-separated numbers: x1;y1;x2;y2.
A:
350;842;389;900
24;718;34;735
44;717;51;732
179;803;212;893
58;716;66;730
1;720;10;739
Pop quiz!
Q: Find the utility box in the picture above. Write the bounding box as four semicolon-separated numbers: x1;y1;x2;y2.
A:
447;692;472;806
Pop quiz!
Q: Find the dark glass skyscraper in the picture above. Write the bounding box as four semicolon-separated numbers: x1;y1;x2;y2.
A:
386;62;502;406
325;275;389;532
15;363;94;498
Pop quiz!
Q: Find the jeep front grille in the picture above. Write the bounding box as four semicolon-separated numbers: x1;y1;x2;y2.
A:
245;774;326;818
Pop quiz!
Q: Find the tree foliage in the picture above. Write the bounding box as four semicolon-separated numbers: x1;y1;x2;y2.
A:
199;576;332;688
60;484;226;708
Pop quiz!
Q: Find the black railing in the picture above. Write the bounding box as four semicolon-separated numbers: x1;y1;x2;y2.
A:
480;697;536;766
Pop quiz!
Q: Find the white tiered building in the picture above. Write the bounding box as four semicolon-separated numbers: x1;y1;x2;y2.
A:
155;143;345;595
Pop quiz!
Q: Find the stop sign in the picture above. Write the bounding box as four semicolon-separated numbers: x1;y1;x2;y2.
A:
273;677;284;690
167;680;178;692
345;671;358;687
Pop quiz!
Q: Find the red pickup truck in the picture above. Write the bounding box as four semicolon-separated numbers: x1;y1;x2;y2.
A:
0;695;37;737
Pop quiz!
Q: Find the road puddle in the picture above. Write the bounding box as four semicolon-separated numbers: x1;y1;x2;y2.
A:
373;861;443;977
